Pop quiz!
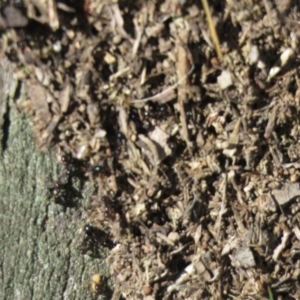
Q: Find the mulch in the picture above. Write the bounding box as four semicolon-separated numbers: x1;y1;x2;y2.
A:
1;0;300;299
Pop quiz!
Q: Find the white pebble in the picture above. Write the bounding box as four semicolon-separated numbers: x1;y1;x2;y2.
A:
249;45;259;65
217;70;232;90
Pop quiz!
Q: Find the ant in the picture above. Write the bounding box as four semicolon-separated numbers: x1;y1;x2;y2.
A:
48;180;79;211
142;103;173;121
89;163;110;177
48;153;84;209
60;154;82;177
91;273;103;295
90;273;113;299
48;179;77;209
79;160;110;179
81;225;115;258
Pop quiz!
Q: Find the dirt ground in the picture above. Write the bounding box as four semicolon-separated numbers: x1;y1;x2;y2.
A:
1;0;300;299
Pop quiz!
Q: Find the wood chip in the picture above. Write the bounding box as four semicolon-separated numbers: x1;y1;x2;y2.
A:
272;183;300;205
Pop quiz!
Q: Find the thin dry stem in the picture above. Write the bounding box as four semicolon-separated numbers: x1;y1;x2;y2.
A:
129;65;194;104
177;28;192;153
201;0;223;61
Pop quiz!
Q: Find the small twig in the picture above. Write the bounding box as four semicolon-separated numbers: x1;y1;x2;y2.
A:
215;159;228;238
129;65;194;104
170;242;192;255
201;0;223;61
176;28;192;153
